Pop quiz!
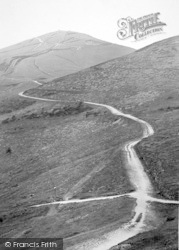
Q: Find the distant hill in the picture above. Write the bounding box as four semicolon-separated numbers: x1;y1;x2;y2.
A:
35;35;179;100
0;30;134;80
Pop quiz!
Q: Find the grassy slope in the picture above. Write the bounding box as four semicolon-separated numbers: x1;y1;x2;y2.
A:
28;36;179;199
0;100;141;239
24;36;179;249
0;32;135;242
0;36;178;249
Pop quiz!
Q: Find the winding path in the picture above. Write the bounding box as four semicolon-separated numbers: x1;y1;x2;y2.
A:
19;81;178;250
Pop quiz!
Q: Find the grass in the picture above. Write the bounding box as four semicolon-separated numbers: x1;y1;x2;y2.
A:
0;36;178;248
0;97;35;115
136;107;179;200
0;101;140;238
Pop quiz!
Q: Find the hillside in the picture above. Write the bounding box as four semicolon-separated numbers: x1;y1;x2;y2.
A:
0;30;134;80
0;36;178;249
23;36;179;249
28;35;179;199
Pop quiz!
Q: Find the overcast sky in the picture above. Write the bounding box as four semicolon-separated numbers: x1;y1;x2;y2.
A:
0;0;178;50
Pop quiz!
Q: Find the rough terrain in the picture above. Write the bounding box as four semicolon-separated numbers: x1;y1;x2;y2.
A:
0;36;178;249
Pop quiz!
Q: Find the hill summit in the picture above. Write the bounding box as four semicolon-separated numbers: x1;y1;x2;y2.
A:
0;30;134;80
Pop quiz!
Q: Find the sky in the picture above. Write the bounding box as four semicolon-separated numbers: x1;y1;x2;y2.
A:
0;0;179;50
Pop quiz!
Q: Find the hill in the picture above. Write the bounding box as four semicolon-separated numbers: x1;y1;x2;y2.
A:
0;30;134;80
30;35;179;199
24;36;179;249
0;36;178;249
